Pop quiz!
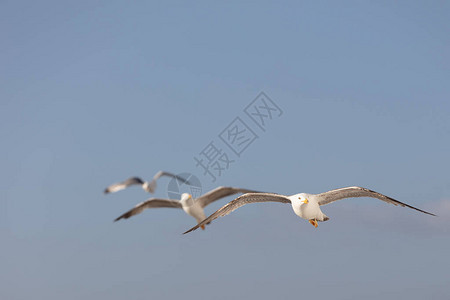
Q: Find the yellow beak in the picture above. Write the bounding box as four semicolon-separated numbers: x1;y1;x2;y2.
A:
302;199;309;204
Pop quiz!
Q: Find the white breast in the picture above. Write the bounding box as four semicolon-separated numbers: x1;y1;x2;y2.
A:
292;199;322;220
182;201;206;223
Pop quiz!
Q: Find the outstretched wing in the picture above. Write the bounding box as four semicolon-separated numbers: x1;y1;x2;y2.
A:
197;186;263;208
316;186;435;216
183;193;291;234
152;171;192;185
104;177;144;194
114;198;182;222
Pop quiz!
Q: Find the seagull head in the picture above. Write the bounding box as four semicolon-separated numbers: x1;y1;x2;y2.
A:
143;181;156;193
180;193;194;206
294;193;310;205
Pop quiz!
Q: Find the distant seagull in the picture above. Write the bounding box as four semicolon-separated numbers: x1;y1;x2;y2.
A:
114;186;260;230
104;171;191;194
184;186;435;233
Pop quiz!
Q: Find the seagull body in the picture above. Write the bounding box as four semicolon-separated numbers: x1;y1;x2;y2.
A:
184;186;435;233
179;193;207;225
291;194;329;224
104;171;190;194
114;186;260;229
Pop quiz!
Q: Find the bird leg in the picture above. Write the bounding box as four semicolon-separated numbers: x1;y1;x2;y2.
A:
200;224;205;230
309;219;318;228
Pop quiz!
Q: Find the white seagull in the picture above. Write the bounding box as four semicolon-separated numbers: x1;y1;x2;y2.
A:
104;171;191;194
114;186;261;230
184;186;435;233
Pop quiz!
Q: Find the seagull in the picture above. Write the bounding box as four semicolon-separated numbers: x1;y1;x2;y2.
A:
104;171;191;194
183;186;436;233
114;186;261;229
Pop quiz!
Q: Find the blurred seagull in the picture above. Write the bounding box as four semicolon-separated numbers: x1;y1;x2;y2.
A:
104;171;190;194
114;186;261;230
184;186;436;233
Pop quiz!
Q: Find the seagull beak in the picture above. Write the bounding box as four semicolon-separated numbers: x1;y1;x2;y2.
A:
302;199;309;204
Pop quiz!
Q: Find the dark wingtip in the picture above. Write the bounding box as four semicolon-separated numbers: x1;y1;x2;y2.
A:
104;189;110;194
183;227;197;234
114;215;124;222
415;207;436;217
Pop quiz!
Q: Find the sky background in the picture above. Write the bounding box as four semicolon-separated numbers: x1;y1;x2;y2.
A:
1;1;450;299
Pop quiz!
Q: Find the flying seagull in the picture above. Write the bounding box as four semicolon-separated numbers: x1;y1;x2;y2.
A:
114;186;261;229
183;186;435;233
104;171;191;194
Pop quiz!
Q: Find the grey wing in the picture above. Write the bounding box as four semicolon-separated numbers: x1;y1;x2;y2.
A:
104;177;144;194
114;198;182;222
316;186;435;216
197;186;263;208
183;193;291;234
152;171;192;185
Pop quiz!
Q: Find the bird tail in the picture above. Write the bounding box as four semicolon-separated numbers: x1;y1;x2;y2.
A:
320;215;330;222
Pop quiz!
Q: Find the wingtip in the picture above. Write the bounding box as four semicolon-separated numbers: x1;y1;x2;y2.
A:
418;208;436;217
183;227;197;234
113;216;123;222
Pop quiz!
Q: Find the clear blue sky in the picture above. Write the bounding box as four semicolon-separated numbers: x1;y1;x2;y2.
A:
1;1;450;299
